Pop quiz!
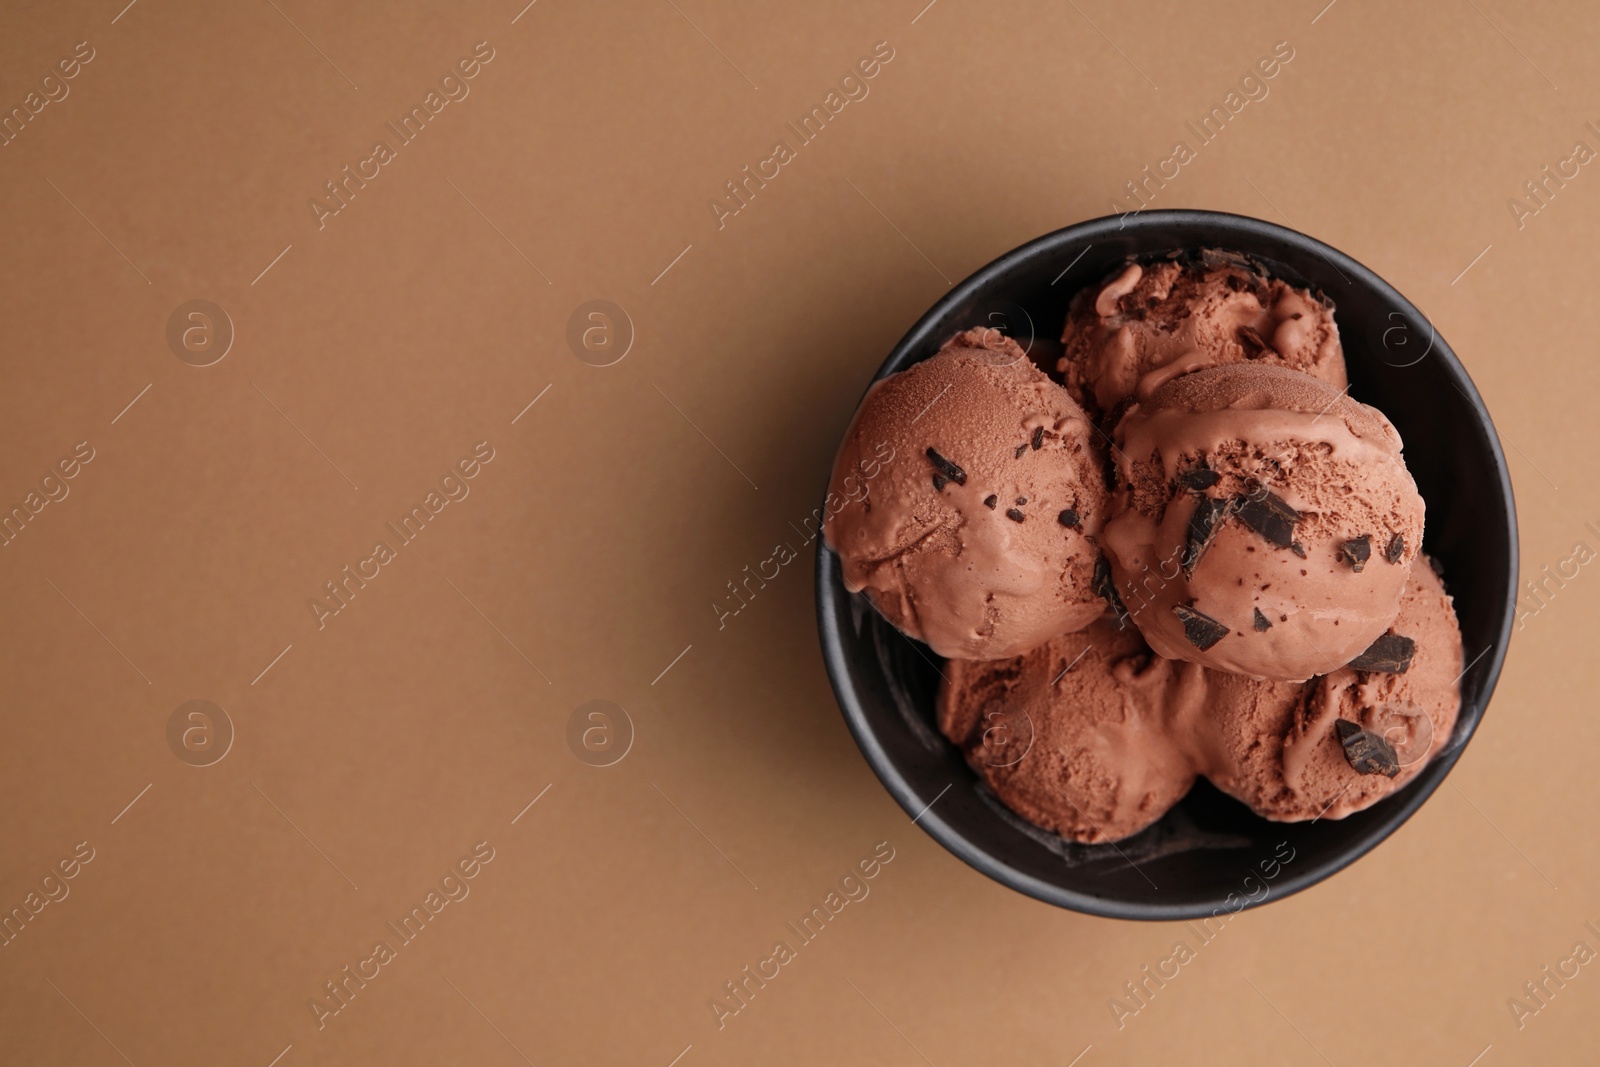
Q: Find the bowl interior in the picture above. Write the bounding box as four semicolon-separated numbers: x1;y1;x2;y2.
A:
817;210;1517;920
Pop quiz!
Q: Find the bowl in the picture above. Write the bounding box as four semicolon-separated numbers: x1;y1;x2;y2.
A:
815;209;1517;920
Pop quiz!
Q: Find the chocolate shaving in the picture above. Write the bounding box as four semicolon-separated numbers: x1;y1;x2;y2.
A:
1100;396;1136;441
1334;719;1401;778
1201;249;1257;274
1005;508;1025;523
1093;556;1129;626
1384;533;1405;564
1348;633;1416;674
1183;496;1231;576
1173;604;1229;650
1340;535;1372;573
1179;467;1220;491
1233;484;1300;548
1237;324;1272;358
1031;426;1044;451
1290;542;1307;559
932;473;948;491
1057;509;1081;528
983;494;997;510
1015;496;1027;505
1253;607;1271;631
1014;443;1028;459
925;447;966;486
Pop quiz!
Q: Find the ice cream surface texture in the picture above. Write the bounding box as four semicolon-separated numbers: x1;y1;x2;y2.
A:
1102;363;1425;682
937;562;1463;837
1201;560;1464;821
1057;254;1347;415
938;619;1208;844
824;328;1109;660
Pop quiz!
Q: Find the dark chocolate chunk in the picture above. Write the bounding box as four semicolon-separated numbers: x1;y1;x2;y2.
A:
984;494;997;509
1031;426;1044;451
1094;556;1129;625
1183;496;1231;576
1179;467;1220;491
1348;633;1416;674
1201;248;1256;273
932;473;948;491
1172;604;1229;651
1005;508;1025;523
1334;719;1401;778
1237;324;1272;358
1100;396;1136;441
1014;442;1029;459
1057;509;1080;528
925;447;967;486
1233;484;1300;548
1384;533;1405;564
1340;535;1372;573
1015;496;1027;505
1253;607;1271;631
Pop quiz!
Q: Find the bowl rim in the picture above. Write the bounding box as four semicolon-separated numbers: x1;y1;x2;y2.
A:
815;208;1519;920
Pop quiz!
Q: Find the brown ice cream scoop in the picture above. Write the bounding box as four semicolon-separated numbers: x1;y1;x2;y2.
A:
1056;254;1347;417
824;329;1109;660
938;618;1207;844
1102;363;1425;681
1200;560;1463;821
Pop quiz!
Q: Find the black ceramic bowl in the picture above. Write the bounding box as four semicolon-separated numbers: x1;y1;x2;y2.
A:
816;210;1516;920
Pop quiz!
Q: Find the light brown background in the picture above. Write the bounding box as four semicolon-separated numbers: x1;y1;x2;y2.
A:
0;0;1594;1063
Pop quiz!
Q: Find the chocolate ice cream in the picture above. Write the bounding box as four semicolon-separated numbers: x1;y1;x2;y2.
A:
1102;363;1425;681
828;244;1466;849
825;328;1109;660
1201;560;1463;821
938;619;1207;844
1057;254;1346;415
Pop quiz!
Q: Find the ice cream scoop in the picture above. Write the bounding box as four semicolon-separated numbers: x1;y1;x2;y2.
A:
1201;559;1463;821
1102;363;1425;681
825;328;1109;660
1058;253;1347;416
938;618;1207;843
